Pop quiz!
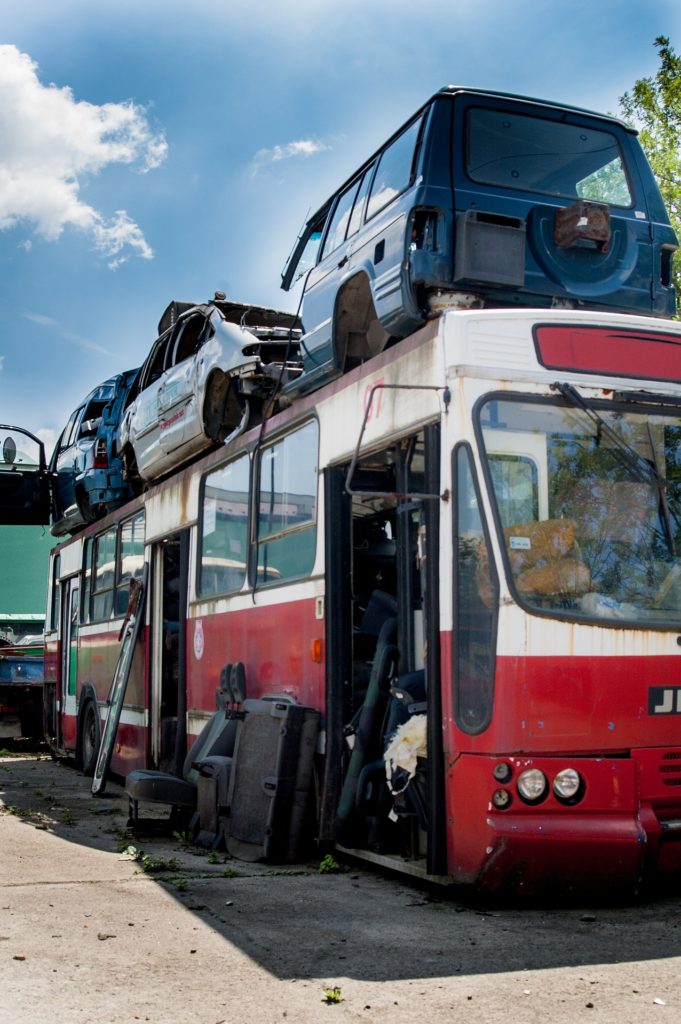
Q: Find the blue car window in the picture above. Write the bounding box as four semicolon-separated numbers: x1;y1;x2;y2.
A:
467;107;632;207
366;117;421;221
60;408;83;451
320;179;362;260
346;167;372;239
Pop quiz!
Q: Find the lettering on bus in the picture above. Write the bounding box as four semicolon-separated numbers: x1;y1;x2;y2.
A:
364;378;384;422
648;687;681;715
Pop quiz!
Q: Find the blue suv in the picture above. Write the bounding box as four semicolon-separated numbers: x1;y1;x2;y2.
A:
49;369;139;536
282;87;677;393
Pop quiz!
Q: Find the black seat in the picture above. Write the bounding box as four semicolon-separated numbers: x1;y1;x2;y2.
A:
353;669;428;843
126;709;237;830
336;616;398;845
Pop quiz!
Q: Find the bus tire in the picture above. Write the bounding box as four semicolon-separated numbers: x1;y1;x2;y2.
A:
79;699;101;776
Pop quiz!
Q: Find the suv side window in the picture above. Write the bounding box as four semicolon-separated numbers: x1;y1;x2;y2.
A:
346;167;372;239
321;179;362;260
366;118;421;221
60;408;83;451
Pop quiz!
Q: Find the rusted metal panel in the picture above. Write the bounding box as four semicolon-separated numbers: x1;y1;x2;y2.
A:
555;200;611;252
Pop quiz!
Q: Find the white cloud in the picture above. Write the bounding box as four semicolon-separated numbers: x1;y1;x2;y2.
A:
0;45;167;265
22;311;110;355
251;138;330;177
36;427;57;453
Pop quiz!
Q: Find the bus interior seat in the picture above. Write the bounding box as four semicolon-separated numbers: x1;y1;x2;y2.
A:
125;708;238;833
355;670;428;845
192;662;248;847
352;589;398;699
223;696;320;862
336;616;398;846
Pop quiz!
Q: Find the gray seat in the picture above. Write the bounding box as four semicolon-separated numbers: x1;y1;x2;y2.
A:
126;710;237;828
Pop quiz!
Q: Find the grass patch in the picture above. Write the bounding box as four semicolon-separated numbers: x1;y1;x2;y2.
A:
318;854;342;874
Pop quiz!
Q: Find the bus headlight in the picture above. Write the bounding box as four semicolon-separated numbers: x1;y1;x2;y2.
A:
553;768;583;802
517;768;548;803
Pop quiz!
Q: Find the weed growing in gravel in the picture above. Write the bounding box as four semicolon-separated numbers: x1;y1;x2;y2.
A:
172;830;194;846
264;868;312;877
318;854;342;874
135;851;179;874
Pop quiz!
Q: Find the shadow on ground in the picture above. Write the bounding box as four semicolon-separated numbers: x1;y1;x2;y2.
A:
2;748;681;984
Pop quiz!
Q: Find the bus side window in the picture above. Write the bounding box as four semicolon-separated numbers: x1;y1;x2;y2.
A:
255;420;318;583
91;526;117;621
116;511;146;614
81;539;91;624
198;453;250;597
453;444;498;735
49;553;61;632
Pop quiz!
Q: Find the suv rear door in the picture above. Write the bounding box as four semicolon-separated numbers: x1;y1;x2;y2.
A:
0;425;50;525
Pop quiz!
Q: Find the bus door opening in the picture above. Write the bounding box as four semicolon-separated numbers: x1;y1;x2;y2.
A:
327;425;445;872
61;579;79;750
151;531;189;773
47;575;78;752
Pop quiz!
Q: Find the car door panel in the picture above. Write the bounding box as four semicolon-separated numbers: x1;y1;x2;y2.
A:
0;425;50;525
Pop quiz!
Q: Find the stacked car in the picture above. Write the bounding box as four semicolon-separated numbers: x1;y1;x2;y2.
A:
46;296;302;536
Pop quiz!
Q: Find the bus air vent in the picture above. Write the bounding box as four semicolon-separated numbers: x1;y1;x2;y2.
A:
660;751;681;786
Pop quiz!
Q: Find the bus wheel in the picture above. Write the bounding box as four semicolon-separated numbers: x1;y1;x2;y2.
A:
79;700;101;776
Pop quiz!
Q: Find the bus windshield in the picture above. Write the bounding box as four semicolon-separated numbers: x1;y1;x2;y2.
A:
479;395;681;625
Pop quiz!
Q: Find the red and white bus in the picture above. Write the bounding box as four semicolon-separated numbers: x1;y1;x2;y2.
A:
31;306;681;893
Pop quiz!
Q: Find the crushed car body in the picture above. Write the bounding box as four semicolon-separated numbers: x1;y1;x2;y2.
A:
118;296;301;484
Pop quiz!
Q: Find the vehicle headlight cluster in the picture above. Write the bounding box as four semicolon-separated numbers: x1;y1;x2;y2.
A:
491;763;585;809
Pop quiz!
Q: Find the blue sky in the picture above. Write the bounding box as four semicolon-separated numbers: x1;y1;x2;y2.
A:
1;0;680;449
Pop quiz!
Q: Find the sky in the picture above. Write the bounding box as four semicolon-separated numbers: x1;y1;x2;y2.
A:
1;0;680;451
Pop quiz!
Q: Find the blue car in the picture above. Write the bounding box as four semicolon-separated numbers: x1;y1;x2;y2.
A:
49;368;139;536
281;86;677;393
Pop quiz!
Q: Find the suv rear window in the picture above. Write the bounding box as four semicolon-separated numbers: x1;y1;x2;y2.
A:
466;107;632;207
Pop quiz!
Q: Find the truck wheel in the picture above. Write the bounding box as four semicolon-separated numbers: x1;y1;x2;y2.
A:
79;700;101;776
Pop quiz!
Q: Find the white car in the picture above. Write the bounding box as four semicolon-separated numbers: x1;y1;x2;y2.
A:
118;296;301;483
